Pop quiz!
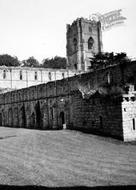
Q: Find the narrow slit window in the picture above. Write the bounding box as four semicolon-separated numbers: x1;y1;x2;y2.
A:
133;118;135;130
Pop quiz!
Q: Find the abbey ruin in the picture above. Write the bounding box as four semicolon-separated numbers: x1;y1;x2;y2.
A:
0;17;136;142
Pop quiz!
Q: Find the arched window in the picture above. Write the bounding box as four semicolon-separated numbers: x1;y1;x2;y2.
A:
20;71;23;80
3;70;6;79
48;72;52;80
34;71;38;80
88;37;94;49
73;38;77;51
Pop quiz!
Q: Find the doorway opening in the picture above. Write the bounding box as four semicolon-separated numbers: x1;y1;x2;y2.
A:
35;101;42;129
21;105;26;128
59;111;66;129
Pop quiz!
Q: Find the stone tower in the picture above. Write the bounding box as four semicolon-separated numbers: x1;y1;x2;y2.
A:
66;18;102;71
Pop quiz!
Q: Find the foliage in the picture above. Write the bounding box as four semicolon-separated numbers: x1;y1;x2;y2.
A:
22;56;40;67
0;54;67;68
0;54;20;66
42;56;67;69
89;52;131;69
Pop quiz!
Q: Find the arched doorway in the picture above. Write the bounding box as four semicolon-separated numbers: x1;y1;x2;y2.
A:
13;108;19;127
8;108;13;126
59;111;66;129
35;101;42;129
20;105;26;128
30;112;36;128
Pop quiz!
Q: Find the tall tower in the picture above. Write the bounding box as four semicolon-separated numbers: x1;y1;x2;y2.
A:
66;18;102;72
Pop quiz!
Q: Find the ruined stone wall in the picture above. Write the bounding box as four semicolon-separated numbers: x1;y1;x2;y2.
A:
0;61;136;141
122;94;136;141
0;66;76;90
68;91;123;139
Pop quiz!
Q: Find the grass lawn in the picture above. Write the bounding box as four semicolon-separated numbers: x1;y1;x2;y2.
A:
0;127;136;188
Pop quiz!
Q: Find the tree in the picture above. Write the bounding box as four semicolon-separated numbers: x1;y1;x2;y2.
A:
42;56;67;69
22;56;40;67
89;52;130;69
0;54;20;66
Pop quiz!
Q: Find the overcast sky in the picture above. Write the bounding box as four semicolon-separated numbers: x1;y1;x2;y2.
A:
0;0;135;62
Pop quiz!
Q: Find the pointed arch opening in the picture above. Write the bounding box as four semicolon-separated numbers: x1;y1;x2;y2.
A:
35;101;42;129
88;37;94;49
59;111;66;129
20;104;26;128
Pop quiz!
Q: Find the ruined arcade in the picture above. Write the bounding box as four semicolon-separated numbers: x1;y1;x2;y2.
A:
0;17;136;142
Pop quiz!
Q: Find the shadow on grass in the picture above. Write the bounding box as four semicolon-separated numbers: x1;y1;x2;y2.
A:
0;135;17;140
0;185;136;190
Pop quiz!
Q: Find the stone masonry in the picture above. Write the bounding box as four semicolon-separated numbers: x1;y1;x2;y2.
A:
66;18;102;71
0;66;77;92
0;61;136;141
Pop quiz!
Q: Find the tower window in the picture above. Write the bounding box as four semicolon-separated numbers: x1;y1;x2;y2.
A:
3;70;6;79
48;72;52;80
34;71;38;80
73;38;77;52
88;37;94;49
20;71;23;80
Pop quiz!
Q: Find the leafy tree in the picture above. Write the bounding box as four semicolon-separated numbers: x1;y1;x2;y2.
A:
22;56;40;67
89;52;130;69
42;56;67;69
0;54;20;66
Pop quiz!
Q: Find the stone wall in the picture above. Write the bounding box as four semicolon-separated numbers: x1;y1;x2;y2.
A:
0;61;136;141
122;94;136;141
0;66;76;91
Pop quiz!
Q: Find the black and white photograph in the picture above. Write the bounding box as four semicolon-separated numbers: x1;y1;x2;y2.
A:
0;0;135;189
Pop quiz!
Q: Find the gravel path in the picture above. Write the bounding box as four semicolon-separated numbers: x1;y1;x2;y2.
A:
0;127;136;187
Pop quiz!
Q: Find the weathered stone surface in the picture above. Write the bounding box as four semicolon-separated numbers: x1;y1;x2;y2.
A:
0;61;136;141
66;18;102;71
0;66;77;91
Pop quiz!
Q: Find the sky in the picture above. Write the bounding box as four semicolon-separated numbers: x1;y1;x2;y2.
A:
0;0;135;62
